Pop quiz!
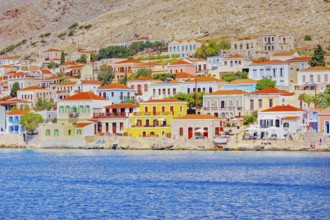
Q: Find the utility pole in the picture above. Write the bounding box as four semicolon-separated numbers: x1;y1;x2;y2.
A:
195;78;198;114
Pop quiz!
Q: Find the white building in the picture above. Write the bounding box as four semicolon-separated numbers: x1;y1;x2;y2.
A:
270;51;299;61
249;60;290;87
255;105;307;138
297;66;330;92
168;40;203;58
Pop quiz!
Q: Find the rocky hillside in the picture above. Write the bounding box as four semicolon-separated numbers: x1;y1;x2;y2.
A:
0;0;329;57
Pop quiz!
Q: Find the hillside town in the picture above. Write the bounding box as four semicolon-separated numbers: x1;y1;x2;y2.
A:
1;35;330;150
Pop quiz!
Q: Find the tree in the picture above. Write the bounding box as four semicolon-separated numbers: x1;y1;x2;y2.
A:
221;71;248;82
309;45;325;67
20;112;43;134
298;93;314;106
256;78;276;90
48;62;59;69
243;113;257;125
153;73;176;81
304;35;312;41
35;98;54;111
121;99;138;104
316;87;330;109
195;40;221;58
60;51;65;64
97;64;114;86
134;68;152;79
171;92;204;109
76;55;87;63
10;82;20;97
119;74;128;85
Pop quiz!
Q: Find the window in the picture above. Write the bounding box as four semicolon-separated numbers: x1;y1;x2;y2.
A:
273;69;276;77
86;106;90;113
185;45;188;51
182;45;184;51
66;106;70;113
280;68;284;77
9;116;13;123
59;106;64;114
317;75;321;82
303;75;306;83
258;99;262;108
170;106;174;112
180;106;183;112
283;123;289;128
162;106;165;112
54;129;59;136
145;106;148;112
179;127;184;136
173;88;177;95
46;129;50;136
111;92;114;97
325;75;328;82
144;84;148;92
269;99;273;107
80;105;84;113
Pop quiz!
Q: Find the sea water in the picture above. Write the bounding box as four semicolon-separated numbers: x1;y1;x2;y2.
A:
0;150;329;219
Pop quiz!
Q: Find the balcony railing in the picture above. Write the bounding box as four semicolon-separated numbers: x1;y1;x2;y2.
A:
93;112;129;118
133;111;174;116
203;107;243;111
130;124;170;128
69;113;79;118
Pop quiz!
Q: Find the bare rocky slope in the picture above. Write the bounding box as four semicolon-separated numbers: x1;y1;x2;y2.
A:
0;0;329;56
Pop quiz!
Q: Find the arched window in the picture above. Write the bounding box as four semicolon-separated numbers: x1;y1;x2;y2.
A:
54;129;59;136
77;129;82;135
46;129;50;136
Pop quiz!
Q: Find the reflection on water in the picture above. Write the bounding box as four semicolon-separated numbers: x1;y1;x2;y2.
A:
0;150;329;219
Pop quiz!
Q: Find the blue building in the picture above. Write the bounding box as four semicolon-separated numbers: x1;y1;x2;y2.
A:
96;83;135;104
6;110;30;133
224;79;257;92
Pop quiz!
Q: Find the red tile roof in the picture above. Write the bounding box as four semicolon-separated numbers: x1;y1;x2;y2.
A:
41;69;52;74
76;123;92;128
115;60;142;65
129;77;155;81
44;76;61;80
228;54;246;59
209;90;248;95
170;60;192;65
261;105;303;112
301;66;330;71
7;110;30;115
174;114;221;120
98;83;131;90
136;62;162;67
81;80;101;85
18;86;46;91
44;48;61;52
186;76;224;83
250;88;293;96
287;56;312;62
272;52;296;56
251;59;288;65
175;72;196;79
63;92;107;101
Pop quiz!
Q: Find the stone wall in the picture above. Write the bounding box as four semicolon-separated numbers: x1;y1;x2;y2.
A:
0;133;26;147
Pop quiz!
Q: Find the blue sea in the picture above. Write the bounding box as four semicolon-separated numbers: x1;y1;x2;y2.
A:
0;150;329;219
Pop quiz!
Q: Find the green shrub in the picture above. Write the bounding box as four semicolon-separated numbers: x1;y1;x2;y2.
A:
69;22;78;30
304;35;312;41
68;30;75;36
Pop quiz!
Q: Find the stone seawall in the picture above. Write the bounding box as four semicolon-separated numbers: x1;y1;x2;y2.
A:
0;133;26;148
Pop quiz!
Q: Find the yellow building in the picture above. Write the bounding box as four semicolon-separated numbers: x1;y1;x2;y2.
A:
125;99;187;137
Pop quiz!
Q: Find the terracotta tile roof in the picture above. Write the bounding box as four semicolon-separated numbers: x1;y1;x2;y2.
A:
44;48;61;52
143;98;186;103
272;52;296;56
105;103;139;109
287;56;312;62
67;65;84;69
251;59;288;65
229;79;258;84
209;90;248;95
261;105;304;112
115;60;143;65
41;69;52;74
81;80;101;85
174;114;221;120
186;76;225;83
136;62;162;67
250;88;293;96
63;92;107;101
175;72;196;79
301;66;330;71
228;54;246;59
0;56;15;60
170;60;192;65
7;110;30;115
0;65;16;68
76;122;92;128
98;83;132;90
282;116;300;121
18;86;46;91
44;76;61;80
129;77;155;81
52;58;61;61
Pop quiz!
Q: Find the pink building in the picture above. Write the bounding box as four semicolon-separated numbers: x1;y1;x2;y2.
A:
167;60;197;75
318;107;330;134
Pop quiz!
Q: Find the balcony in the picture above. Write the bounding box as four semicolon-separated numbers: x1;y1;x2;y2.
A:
132;111;174;116
203;107;243;111
93;112;129;118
